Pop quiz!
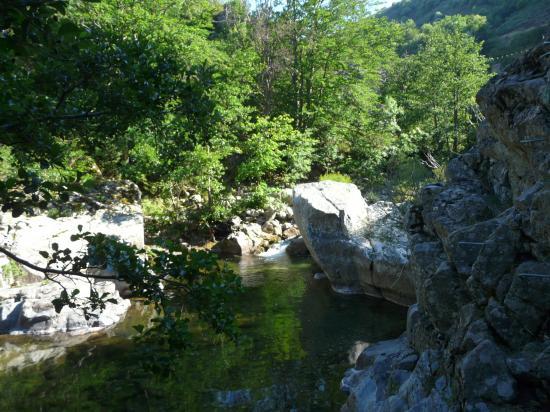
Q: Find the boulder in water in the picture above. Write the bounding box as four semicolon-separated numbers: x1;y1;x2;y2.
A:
293;181;415;305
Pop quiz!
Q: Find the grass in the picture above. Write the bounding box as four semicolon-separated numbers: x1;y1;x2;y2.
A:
319;173;353;184
362;158;445;204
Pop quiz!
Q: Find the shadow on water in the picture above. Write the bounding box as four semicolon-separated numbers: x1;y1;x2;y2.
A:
0;252;407;411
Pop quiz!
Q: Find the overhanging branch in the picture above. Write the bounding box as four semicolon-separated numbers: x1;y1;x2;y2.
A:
0;245;113;280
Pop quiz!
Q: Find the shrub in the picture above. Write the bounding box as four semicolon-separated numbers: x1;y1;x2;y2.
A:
319;173;353;184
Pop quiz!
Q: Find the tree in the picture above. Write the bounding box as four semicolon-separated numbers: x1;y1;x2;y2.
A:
385;14;492;158
0;0;243;352
249;0;403;174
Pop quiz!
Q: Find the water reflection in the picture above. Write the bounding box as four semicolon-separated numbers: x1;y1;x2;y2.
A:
0;253;407;411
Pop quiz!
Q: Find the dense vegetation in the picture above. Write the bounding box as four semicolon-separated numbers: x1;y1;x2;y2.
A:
383;0;550;62
1;0;493;348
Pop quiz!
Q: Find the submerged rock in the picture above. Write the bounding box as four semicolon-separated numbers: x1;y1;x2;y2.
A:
293;181;415;305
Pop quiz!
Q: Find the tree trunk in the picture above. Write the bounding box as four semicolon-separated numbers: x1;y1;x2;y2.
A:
453;91;459;154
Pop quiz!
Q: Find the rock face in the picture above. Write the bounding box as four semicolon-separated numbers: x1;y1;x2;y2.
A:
0;181;142;335
293;181;415;306
343;44;550;411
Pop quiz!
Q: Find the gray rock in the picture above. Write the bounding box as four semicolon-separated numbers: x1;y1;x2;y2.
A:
214;231;257;256
458;339;517;403
285;236;310;257
313;272;326;280
417;261;467;333
0;182;143;335
262;219;282;237
343;44;550;412
0;278;130;336
214;221;284;256
282;226;300;240
293;182;415;305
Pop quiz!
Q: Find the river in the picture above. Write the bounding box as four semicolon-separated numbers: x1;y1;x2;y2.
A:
0;250;407;411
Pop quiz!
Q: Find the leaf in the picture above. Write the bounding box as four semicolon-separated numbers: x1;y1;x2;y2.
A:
78;224;83;232
52;298;64;313
106;298;118;304
133;324;145;333
39;251;49;258
58;21;81;38
17;168;28;179
52;242;59;251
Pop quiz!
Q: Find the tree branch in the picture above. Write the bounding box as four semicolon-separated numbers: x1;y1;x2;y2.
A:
0;245;113;280
0;245;190;292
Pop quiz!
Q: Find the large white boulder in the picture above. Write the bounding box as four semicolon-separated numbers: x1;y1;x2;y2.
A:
0;181;143;335
293;181;415;306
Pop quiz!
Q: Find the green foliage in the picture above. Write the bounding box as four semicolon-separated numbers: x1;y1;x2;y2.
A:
40;230;242;346
319;173;353;184
385;158;438;202
0;0;515;355
0;146;16;181
1;259;25;280
384;15;492;160
237;116;315;186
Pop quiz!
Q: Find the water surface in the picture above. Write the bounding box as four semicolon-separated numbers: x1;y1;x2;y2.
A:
0;252;407;411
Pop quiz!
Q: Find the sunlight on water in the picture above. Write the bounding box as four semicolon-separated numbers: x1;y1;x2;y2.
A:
0;253;407;411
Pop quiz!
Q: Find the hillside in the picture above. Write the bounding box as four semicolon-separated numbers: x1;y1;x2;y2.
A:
382;0;550;62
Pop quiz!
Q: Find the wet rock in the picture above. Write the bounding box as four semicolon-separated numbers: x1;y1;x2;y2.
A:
285;236;309;257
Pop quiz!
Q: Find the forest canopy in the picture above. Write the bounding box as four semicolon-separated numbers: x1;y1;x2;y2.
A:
0;0;494;347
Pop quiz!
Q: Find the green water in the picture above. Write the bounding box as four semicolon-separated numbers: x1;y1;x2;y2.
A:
0;252;407;411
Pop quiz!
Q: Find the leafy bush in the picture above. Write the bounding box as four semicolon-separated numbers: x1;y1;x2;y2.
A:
0;146;16;181
236;116;315;187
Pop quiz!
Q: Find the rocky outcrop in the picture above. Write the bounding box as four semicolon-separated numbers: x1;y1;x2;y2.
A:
293;181;415;306
0;181;142;335
343;44;550;411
